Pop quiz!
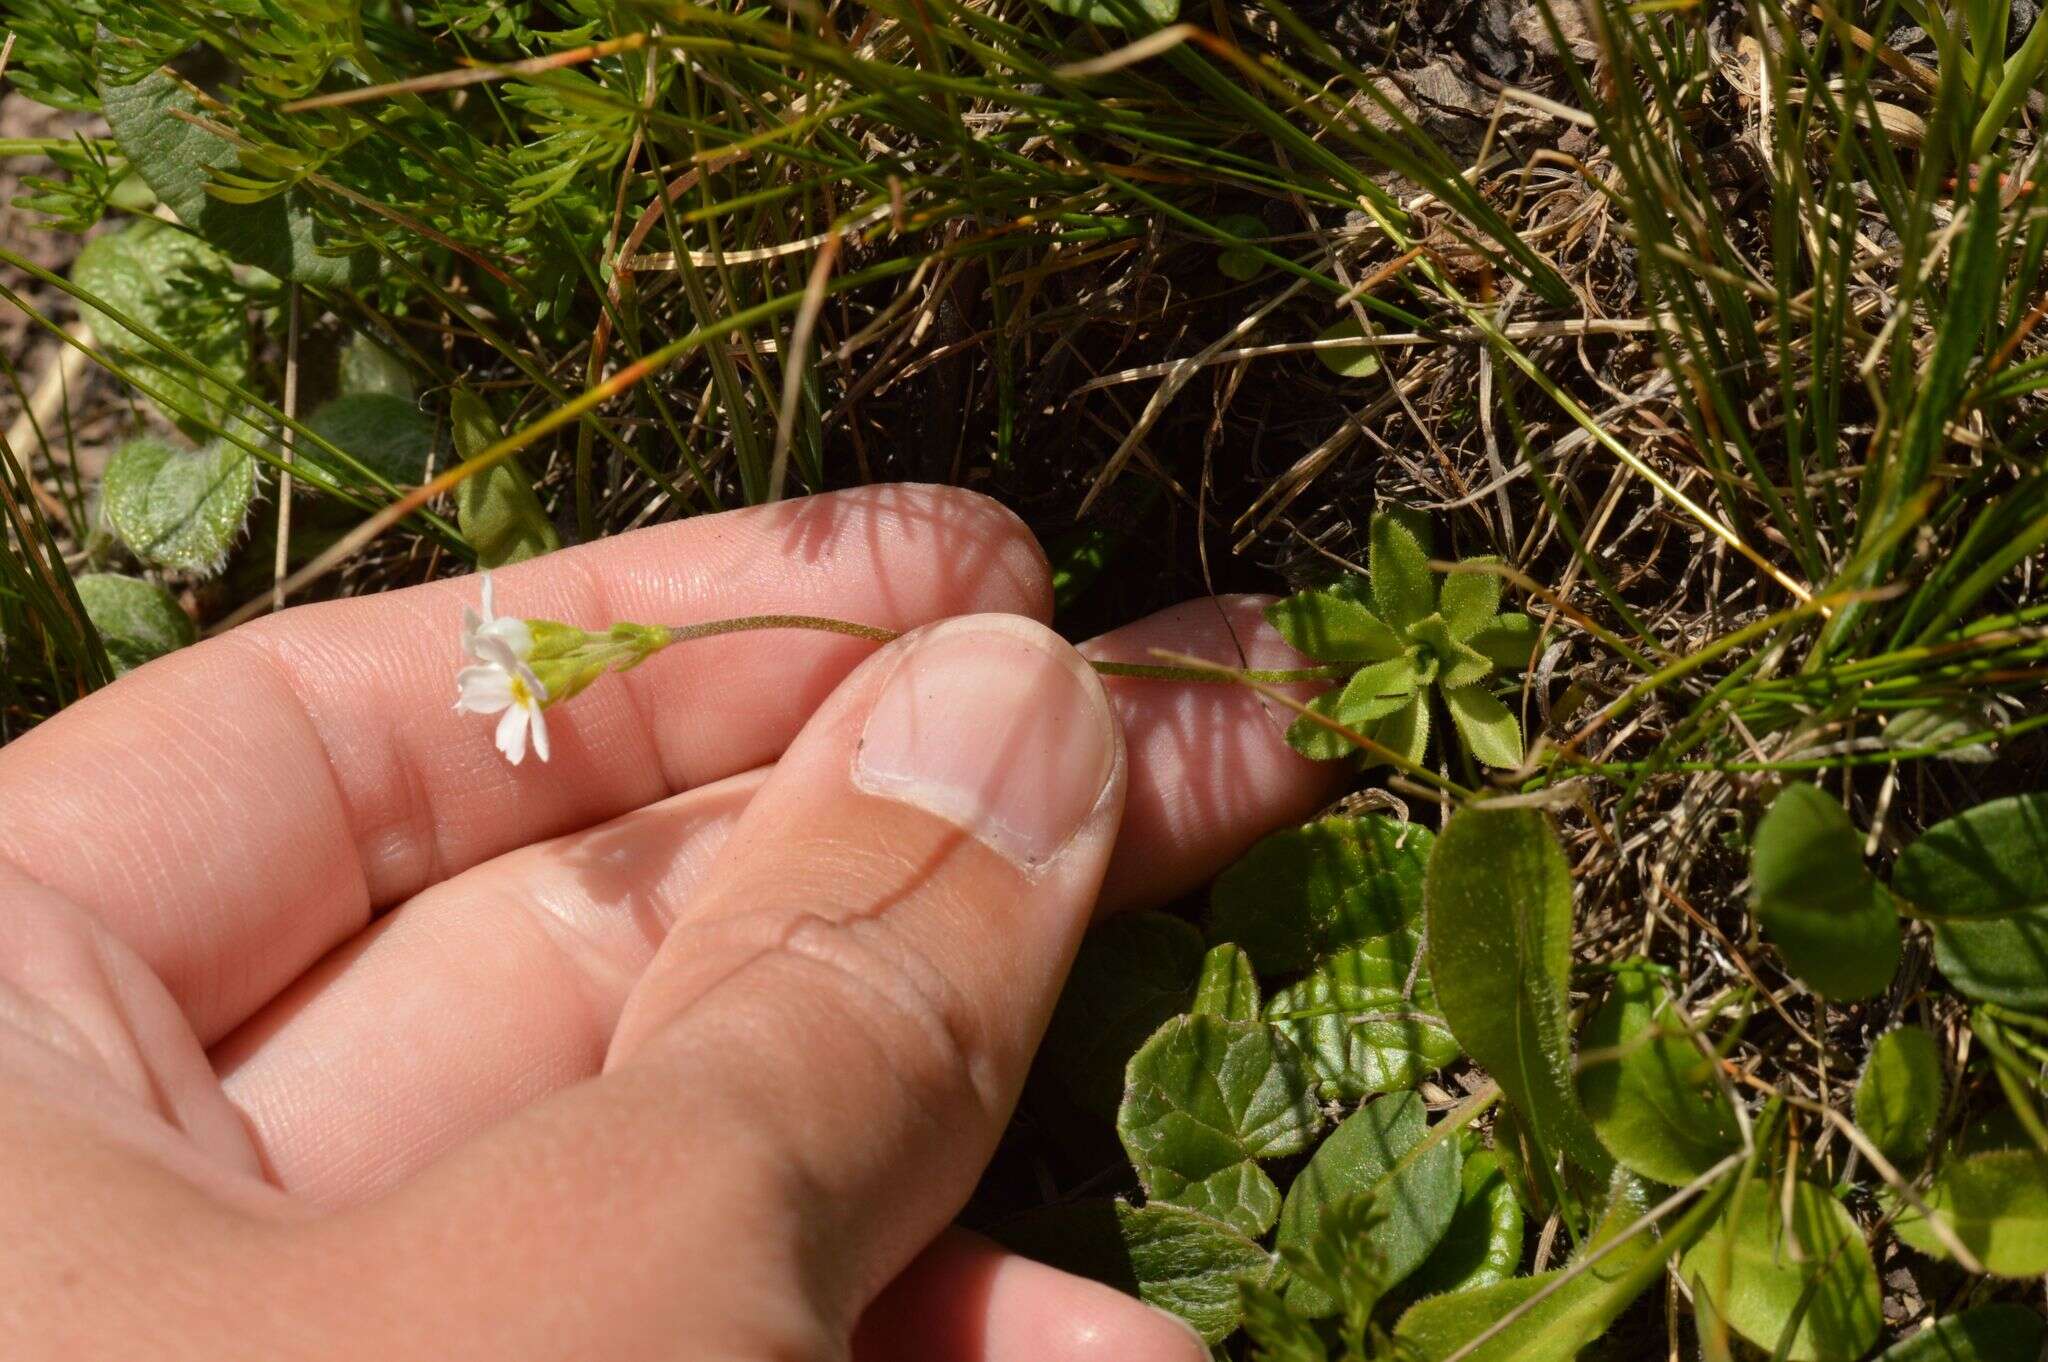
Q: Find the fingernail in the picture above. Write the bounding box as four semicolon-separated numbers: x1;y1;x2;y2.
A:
854;615;1116;869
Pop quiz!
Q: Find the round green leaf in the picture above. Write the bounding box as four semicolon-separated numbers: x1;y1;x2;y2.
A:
1213;213;1266;281
1875;1305;2046;1362
1208;815;1431;974
98;66;370;289
73;572;196;673
1117;1014;1323;1237
1750;784;1901;1000
1893;1151;2048;1278
1277;1092;1462;1315
1576;964;1741;1186
1317;316;1382;377
1040;912;1205;1121
1402;1149;1524;1298
1263;936;1460;1101
1680;1180;1883;1362
994;1199;1275;1345
1426;806;1611;1178
1894;794;2048;920
1853;1027;1945;1165
71;218;249;436
102;436;256;575
305;393;438;486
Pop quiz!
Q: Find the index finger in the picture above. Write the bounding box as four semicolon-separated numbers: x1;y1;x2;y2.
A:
0;485;1049;1041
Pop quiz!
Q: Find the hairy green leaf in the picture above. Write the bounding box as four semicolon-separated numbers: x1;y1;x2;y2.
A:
1426;806;1610;1176
1118;1014;1323;1237
1854;1028;1945;1165
1276;1093;1460;1315
1680;1180;1882;1362
1369;509;1436;632
1443;684;1523;769
71;218;249;436
1263;936;1459;1101
102;436;256;575
1208;815;1429;974
1438;561;1502;636
1467;612;1540;671
73;572;195;673
1895;794;2048;920
1750;784;1900;1000
1041;912;1205;1121
1893;1151;2048;1278
1192;943;1260;1022
98;66;369;288
339;334;417;399
305;393;437;486
1576;964;1741;1186
452;391;560;567
1265;586;1402;663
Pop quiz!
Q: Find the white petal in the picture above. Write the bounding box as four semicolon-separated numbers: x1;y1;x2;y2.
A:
480;573;496;622
478;615;533;661
461;606;483;656
495;703;529;764
528;702;551;762
455;665;513;714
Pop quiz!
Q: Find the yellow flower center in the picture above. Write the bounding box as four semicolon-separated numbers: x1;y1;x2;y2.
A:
508;674;534;707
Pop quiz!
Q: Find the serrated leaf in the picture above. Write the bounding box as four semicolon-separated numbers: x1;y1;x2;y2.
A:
1032;0;1178;28
1316;316;1381;377
1396;1168;1725;1362
1239;1277;1332;1362
1263;936;1460;1101
102;436;255;575
1208;815;1430;974
1264;587;1403;663
305;393;438;486
1895;794;2048;919
71;218;249;437
1193;944;1261;1022
98;67;369;288
1576;964;1741;1186
452;391;560;567
1426;806;1611;1177
1276;1093;1461;1315
993;1199;1275;1345
1680;1179;1882;1362
1750;784;1901;1000
1467;611;1540;671
1893;1151;2048;1278
1403;1150;1524;1297
1041;912;1206;1121
1443;684;1524;769
1874;1304;2046;1362
1118;1014;1323;1237
1370;509;1436;632
73;572;195;673
1854;1028;1945;1165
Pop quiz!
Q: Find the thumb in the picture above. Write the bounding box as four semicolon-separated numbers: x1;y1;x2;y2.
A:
335;613;1130;1357
605;612;1125;1306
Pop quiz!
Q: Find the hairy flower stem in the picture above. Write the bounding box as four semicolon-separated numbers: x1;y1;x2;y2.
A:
660;614;1348;686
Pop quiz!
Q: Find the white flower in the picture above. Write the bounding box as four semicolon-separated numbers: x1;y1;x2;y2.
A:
454;573;551;765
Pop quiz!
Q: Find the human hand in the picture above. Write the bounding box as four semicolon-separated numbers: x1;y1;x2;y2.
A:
0;485;1336;1360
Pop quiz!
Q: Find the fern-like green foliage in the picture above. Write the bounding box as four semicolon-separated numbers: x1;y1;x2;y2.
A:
1266;510;1538;770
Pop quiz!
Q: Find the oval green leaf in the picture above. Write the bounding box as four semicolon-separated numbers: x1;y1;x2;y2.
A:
305;393;438;486
1876;1305;2046;1362
1680;1180;1883;1362
73;572;196;673
1750;784;1900;1000
1276;1092;1462;1315
1853;1027;1945;1165
1893;1150;2048;1278
1402;1148;1523;1298
1931;912;2048;1009
1894;794;2048;920
1208;815;1430;973
1426;805;1610;1177
1317;316;1382;378
1117;1014;1323;1237
102;435;256;575
1576;963;1741;1186
452;391;560;567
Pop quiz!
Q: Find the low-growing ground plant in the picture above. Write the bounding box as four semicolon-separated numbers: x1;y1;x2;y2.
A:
4;0;2048;1354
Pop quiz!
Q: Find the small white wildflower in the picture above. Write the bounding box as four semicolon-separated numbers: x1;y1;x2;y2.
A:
454;574;551;765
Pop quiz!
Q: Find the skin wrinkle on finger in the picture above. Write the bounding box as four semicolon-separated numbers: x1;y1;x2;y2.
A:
0;485;1049;1044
